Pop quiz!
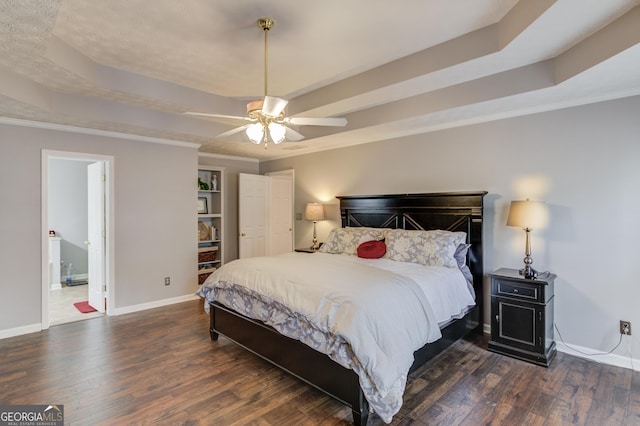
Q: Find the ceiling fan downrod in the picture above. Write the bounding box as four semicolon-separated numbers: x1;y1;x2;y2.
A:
257;18;274;98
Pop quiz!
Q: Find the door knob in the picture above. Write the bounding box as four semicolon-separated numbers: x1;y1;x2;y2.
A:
84;240;91;245
241;233;246;237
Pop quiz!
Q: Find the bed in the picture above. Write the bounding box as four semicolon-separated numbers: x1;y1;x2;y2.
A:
198;192;486;425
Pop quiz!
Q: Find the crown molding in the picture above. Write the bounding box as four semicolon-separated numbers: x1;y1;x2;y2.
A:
0;117;201;149
198;151;259;163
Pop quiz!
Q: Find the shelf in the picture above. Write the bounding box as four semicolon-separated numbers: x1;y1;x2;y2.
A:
197;165;224;286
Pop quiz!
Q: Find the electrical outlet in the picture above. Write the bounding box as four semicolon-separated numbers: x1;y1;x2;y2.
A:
164;276;170;286
620;320;631;335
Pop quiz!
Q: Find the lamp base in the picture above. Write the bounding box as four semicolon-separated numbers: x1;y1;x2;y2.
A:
519;266;538;280
310;221;320;251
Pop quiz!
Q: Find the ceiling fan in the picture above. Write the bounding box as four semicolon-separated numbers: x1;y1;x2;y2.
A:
184;18;347;147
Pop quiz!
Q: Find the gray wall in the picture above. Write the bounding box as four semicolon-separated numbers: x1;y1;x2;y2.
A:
48;158;92;279
0;123;197;332
260;95;640;364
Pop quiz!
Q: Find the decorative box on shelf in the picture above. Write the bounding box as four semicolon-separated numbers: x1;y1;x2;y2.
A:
198;269;215;285
198;246;218;263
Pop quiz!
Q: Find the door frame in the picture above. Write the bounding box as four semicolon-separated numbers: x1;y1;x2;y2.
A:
41;150;115;329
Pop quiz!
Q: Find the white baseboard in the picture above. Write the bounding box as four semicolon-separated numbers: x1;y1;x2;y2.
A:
0;323;42;340
482;322;637;371
112;294;200;316
556;340;637;371
1;295;199;340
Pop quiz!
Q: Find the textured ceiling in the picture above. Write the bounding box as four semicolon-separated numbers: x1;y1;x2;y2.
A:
1;0;639;160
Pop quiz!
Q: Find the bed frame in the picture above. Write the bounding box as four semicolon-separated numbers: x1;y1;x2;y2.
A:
209;192;486;425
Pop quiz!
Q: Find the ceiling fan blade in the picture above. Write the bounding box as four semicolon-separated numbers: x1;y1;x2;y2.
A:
183;112;253;126
284;126;305;142
262;96;288;117
215;124;252;139
284;116;348;127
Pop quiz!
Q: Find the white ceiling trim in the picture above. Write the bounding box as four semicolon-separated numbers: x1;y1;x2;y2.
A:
198;151;259;163
0;117;201;149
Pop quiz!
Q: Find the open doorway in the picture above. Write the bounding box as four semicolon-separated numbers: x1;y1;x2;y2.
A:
41;150;114;328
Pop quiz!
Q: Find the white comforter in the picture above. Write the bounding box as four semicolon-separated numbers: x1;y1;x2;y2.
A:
198;252;474;423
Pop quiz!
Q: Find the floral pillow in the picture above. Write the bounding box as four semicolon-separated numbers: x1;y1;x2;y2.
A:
319;227;385;255
384;229;467;267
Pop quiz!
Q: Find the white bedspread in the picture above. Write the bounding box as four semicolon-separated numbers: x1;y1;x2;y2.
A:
354;255;476;325
198;252;474;423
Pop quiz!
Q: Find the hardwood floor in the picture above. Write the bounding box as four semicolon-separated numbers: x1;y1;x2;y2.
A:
1;299;639;425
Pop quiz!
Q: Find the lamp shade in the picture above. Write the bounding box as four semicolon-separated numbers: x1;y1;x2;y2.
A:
246;123;264;144
507;199;548;230
246;122;286;145
304;203;325;221
268;123;286;144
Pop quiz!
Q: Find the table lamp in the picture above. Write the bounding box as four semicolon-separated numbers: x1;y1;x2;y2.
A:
304;203;325;250
507;199;548;279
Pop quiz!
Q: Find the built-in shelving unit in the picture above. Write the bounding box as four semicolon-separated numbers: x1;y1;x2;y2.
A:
197;166;224;285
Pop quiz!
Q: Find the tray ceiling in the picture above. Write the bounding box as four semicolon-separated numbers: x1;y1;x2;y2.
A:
1;0;639;160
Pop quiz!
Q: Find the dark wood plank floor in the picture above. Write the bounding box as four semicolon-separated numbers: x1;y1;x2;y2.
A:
1;300;639;425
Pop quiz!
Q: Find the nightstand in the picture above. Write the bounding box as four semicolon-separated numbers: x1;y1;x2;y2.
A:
294;248;318;253
488;268;557;367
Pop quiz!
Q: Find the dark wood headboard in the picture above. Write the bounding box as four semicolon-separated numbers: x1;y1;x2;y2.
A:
337;192;487;327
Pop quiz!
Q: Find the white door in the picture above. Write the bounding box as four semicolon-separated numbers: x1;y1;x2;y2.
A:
268;175;293;255
239;173;268;258
87;161;105;313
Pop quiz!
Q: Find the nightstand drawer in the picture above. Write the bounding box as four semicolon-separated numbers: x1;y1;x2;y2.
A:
495;280;539;301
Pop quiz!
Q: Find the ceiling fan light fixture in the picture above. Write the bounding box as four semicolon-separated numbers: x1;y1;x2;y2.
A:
268;123;286;144
246;123;264;144
186;17;347;146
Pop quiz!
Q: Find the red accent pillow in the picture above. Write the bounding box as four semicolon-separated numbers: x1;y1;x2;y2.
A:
357;240;386;259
